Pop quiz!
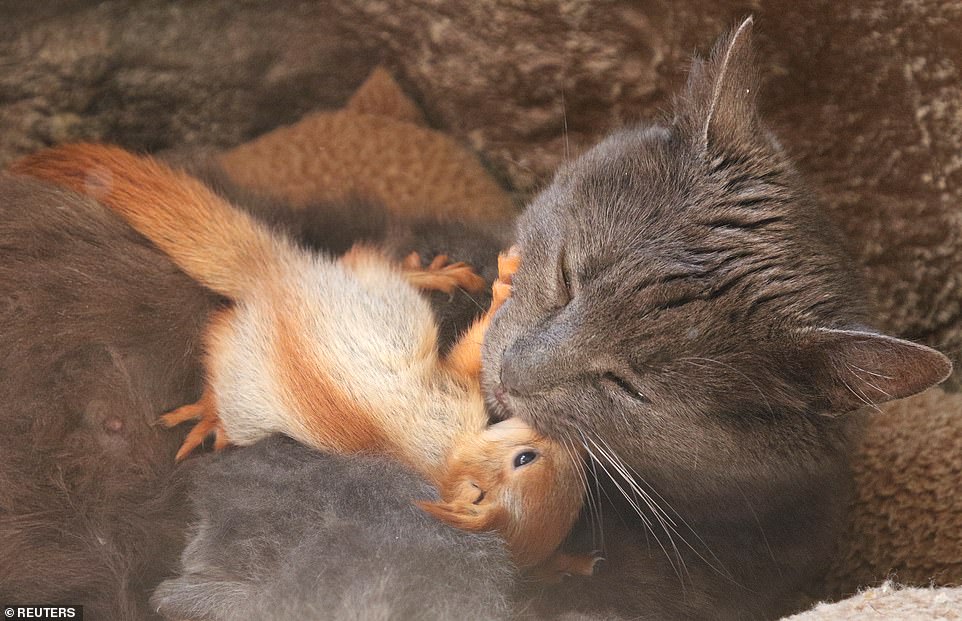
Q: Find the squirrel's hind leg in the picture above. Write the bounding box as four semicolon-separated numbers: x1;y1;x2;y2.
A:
160;386;229;461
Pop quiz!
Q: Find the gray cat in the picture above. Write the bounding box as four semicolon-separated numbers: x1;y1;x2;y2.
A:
481;18;951;619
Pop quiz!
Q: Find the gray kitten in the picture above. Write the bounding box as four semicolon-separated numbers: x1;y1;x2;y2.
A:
482;18;951;619
152;436;514;621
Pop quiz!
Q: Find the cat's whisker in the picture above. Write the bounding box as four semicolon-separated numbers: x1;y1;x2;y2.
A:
597;434;734;582
575;435;607;555
582;429;607;554
579;432;652;529
588;431;738;585
453;284;487;314
846;364;892;399
847;364;895;381
590;448;681;580
580;432;689;587
579;430;608;556
585;434;692;586
735;482;782;580
580;457;605;556
588;434;672;527
561;433;600;551
577;425;621;554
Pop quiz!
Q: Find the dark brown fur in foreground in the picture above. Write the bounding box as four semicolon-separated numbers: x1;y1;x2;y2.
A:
0;174;216;618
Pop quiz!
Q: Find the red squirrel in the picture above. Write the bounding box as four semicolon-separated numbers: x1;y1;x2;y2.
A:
13;144;597;578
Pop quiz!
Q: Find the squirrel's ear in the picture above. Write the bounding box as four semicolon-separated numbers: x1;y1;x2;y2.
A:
416;500;504;532
674;16;759;153
793;327;952;414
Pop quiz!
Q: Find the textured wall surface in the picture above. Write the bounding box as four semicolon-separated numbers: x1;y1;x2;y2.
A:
0;1;375;158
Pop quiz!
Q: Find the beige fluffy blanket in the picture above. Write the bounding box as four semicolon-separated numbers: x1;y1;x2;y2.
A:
789;582;962;621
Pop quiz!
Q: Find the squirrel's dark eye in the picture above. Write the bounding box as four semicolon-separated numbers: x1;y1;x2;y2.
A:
513;450;538;468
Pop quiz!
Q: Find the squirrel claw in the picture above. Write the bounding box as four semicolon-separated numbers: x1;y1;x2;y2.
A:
159;388;228;462
497;246;520;285
403;253;486;293
489;246;520;312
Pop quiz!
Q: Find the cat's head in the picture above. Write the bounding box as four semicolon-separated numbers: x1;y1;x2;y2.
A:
481;18;951;480
419;417;585;569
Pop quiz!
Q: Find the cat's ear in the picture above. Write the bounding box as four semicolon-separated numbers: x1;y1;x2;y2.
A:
795;327;952;414
675;16;759;153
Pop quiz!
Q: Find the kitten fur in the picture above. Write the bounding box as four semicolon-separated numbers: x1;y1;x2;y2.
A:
151;435;515;621
482;18;951;619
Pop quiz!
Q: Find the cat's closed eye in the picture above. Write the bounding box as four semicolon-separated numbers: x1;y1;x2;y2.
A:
555;246;574;307
600;372;651;404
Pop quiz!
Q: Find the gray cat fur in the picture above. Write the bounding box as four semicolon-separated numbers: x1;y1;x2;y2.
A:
482;20;950;620
151;435;515;621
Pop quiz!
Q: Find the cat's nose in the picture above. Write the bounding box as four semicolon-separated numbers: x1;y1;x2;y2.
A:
501;340;558;395
500;354;536;396
499;334;544;395
501;313;586;395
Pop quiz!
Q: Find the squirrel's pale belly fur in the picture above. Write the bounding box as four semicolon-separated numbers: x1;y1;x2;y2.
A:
211;252;487;477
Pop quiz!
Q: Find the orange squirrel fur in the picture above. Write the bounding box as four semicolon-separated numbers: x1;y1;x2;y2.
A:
12;144;593;576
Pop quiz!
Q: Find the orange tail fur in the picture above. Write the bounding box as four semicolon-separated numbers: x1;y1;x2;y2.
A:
11;143;288;299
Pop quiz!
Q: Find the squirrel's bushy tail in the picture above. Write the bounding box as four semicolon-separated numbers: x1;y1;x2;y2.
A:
12;143;285;299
